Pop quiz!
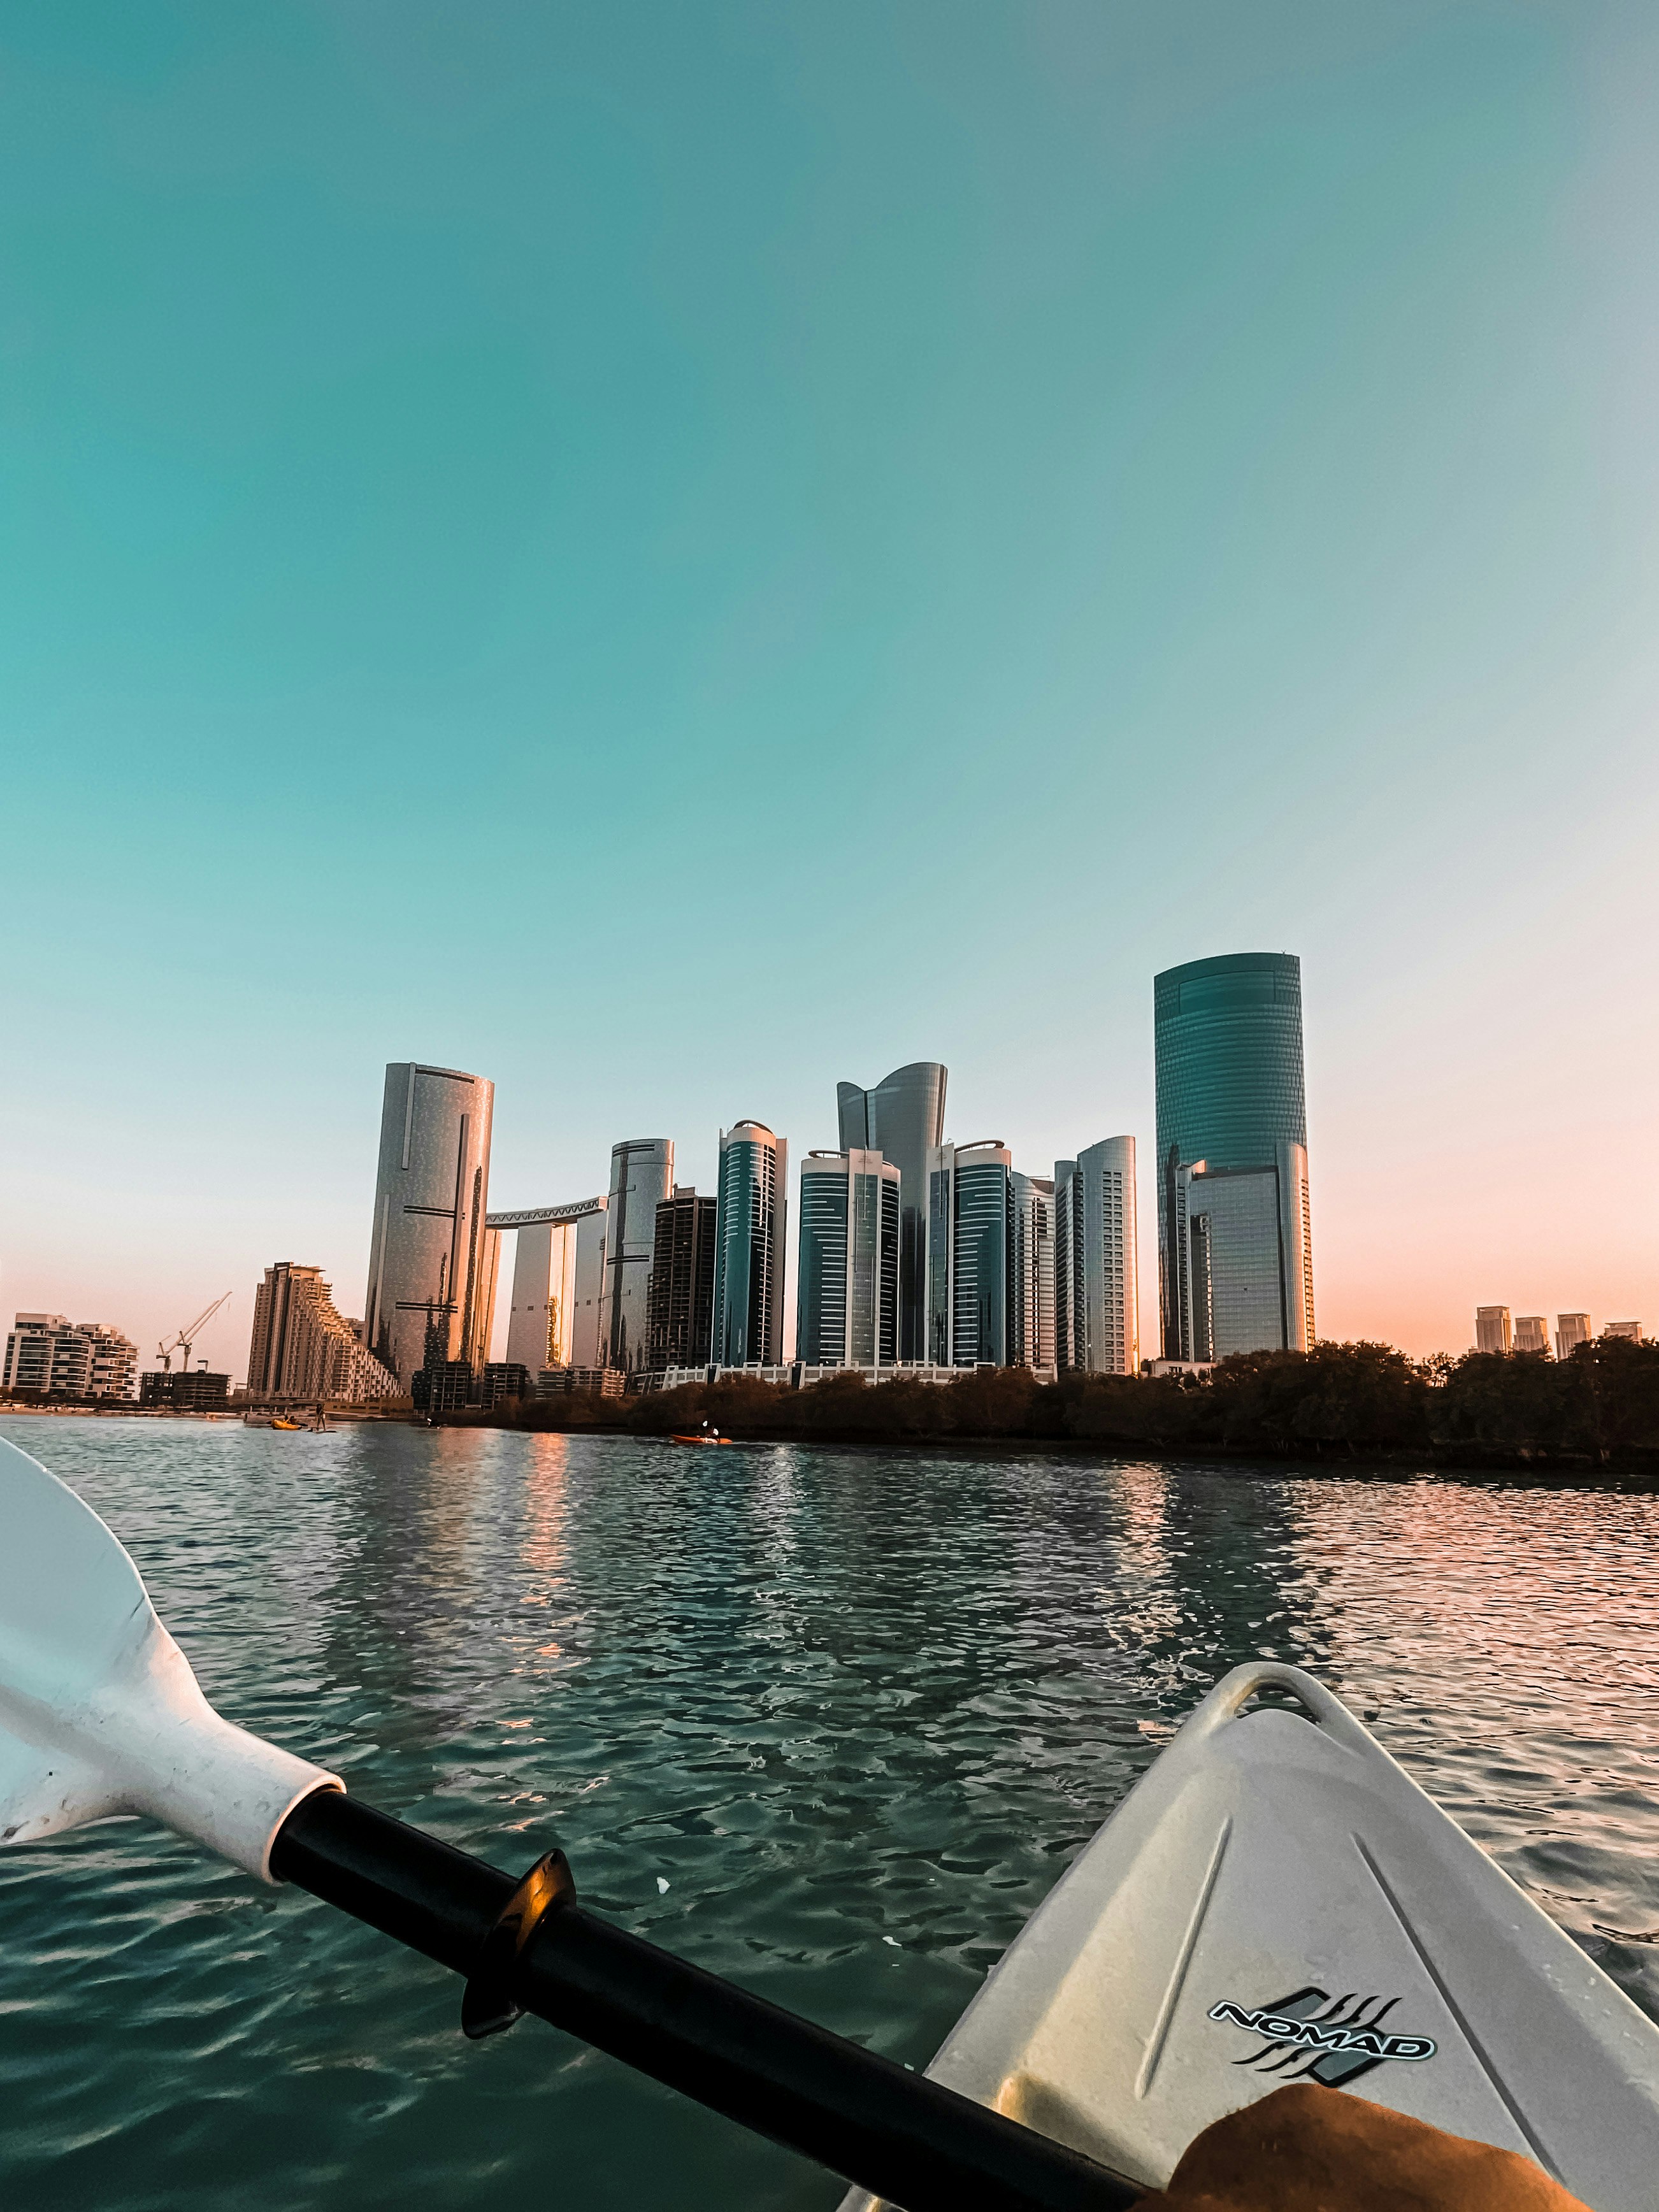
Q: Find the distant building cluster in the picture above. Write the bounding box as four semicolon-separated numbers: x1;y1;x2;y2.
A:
1475;1305;1642;1357
66;950;1649;1417
317;951;1320;1410
2;1314;138;1402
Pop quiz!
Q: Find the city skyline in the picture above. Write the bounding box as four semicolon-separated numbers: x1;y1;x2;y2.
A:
4;7;1658;1368
4;971;1650;1385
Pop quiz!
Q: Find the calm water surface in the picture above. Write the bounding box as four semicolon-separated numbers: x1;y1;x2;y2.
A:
2;1418;1657;2211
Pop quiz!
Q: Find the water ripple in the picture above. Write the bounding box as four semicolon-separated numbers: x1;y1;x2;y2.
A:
2;1419;1656;2209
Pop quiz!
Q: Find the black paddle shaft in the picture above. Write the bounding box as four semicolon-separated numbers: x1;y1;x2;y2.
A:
270;1790;1140;2212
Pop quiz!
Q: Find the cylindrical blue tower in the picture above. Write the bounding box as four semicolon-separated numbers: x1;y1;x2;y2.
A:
1154;954;1311;1360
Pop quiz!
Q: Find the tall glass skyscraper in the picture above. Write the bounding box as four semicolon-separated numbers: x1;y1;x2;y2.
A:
598;1137;673;1374
924;1139;1011;1366
837;1061;947;1363
1054;1136;1138;1375
1154;953;1313;1360
363;1061;494;1384
796;1149;900;1367
712;1121;788;1367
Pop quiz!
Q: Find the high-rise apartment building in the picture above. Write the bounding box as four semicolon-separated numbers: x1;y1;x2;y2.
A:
712;1121;787;1367
3;1314;138;1400
363;1063;494;1385
598;1139;674;1375
1605;1320;1644;1342
246;1263;399;1401
492;1198;608;1373
1555;1312;1591;1361
1475;1306;1513;1354
1514;1315;1549;1354
1054;1137;1138;1375
925;1140;1012;1366
1154;953;1313;1360
648;1189;718;1371
837;1063;947;1363
797;1150;901;1368
1009;1170;1056;1373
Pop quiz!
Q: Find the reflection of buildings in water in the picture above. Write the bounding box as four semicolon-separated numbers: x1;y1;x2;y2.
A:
519;1435;574;1658
1285;1483;1659;1729
1102;1472;1323;1704
747;1446;805;1646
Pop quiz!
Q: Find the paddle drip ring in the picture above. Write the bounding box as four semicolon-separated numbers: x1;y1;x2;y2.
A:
461;1848;577;2039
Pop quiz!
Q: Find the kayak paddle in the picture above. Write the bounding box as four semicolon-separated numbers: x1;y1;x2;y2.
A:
0;1437;1137;2212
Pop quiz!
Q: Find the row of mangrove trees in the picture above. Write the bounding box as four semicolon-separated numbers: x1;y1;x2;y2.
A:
457;1337;1659;1467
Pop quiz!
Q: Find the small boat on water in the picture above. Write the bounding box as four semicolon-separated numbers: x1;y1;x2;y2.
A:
669;1424;729;1445
840;1659;1659;2212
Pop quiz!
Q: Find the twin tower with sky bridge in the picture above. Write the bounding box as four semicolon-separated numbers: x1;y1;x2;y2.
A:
358;952;1312;1397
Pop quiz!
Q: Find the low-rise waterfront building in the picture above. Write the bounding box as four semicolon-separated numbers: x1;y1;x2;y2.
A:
480;1362;531;1407
3;1314;138;1400
1475;1306;1512;1355
140;1369;231;1411
536;1365;625;1398
246;1263;399;1402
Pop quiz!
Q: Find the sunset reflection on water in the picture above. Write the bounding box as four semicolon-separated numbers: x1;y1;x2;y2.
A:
1;1418;1656;2212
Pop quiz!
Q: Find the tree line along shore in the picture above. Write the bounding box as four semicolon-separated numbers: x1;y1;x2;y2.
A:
447;1337;1659;1469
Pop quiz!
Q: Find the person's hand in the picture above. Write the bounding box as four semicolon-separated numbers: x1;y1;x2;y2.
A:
1135;2082;1588;2211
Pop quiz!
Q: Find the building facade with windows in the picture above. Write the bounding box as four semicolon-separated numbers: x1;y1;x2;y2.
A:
837;1062;947;1364
648;1188;718;1372
712;1121;788;1368
598;1139;674;1375
3;1314;138;1400
1514;1315;1549;1354
1154;953;1314;1360
1555;1312;1591;1361
925;1140;1012;1367
246;1263;399;1401
796;1149;901;1368
1009;1170;1056;1374
494;1198;608;1374
1475;1305;1512;1354
363;1062;495;1386
1054;1136;1138;1375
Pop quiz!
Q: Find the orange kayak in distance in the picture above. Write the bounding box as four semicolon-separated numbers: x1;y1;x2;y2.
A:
669;1433;729;1446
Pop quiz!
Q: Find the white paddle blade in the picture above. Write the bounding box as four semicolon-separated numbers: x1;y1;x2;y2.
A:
0;1436;338;1881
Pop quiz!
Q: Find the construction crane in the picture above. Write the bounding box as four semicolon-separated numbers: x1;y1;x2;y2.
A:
156;1292;233;1375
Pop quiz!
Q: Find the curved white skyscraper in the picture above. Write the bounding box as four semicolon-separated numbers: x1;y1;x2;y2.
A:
1054;1137;1138;1375
363;1062;494;1385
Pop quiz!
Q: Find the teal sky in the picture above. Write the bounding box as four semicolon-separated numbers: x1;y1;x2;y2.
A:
4;1;1658;1370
